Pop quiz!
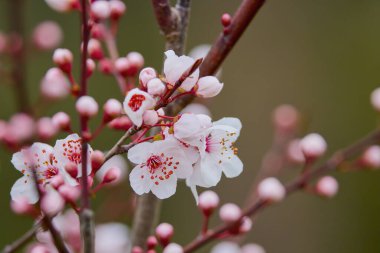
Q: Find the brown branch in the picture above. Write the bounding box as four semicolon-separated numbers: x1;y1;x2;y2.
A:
78;0;94;252
183;129;380;253
8;0;31;114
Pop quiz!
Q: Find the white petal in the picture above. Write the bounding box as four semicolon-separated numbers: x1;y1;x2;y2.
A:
174;114;202;139
196;114;212;128
11;176;39;204
128;142;154;164
186;179;199;205
151;175;177;199
200;156;223;187
222;155;243;178
129;166;152;195
213;117;242;135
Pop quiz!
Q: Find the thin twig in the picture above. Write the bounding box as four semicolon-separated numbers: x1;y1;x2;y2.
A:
79;0;94;252
8;0;31;114
183;129;380;253
1;220;41;253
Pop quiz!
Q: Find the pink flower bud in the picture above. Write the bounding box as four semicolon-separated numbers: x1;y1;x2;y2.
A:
52;112;71;131
41;68;70;100
40;189;65;217
108;116;133;130
50;175;64;189
132;247;144;253
45;0;77;12
53;48;73;73
241;244;266;253
272;104;299;132
58;184;80;202
87;59;96;77
98;58;113;74
211;242;240;253
92;24;106;40
219;203;242;223
155;223;174;247
126;51;144;75
109;0;126;19
221;13;232;27
28;243;51;253
102;167;122;184
199;190;219;216
143;110;159;126
88;39;104;60
196;76;223;98
361;145;380;169
115;57;130;77
147;236;158;250
8;113;36;143
139;67;157;87
37;117;58;140
257;177;285;202
76;96;99;117
91;0;111;20
11;197;35;215
147;78;166;96
65;162;78;178
287;139;305;164
239;217;252;233
316;176;338;198
163;243;183;253
91;150;105;173
371;87;380;112
300;133;327;159
33;21;63;50
181;103;211;116
104;99;122;119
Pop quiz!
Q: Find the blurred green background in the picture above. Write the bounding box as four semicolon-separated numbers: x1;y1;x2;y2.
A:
1;0;380;252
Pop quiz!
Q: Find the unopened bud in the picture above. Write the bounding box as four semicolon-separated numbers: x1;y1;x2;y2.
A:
221;13;232;27
33;21;63;50
53;48;73;73
198;190;219;216
98;58;113;74
370;87;380;112
103;99;122;120
163;243;183;253
108;116;133;131
65;162;78;178
219;203;242;223
239;217;252;234
315;176;338;198
272;104;299;132
257;177;285;202
143;110;159;126
87;59;96;77
91;150;105;173
115;57;130;77
196;76;223;98
241;244;266;253
147;78;166;96
126;52;144;75
300;133;327;159
11;197;35;215
88;39;104;60
139;67;157;87
76;96;99;117
287;139;305;164
91;1;111;20
155;223;174;247
147;236;158;250
102;167;122;184
40;189;65;217
58;184;81;202
52;112;71;131
361;145;380;169
109;0;126;20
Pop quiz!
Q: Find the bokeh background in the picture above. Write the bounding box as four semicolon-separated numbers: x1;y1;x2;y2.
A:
1;0;380;252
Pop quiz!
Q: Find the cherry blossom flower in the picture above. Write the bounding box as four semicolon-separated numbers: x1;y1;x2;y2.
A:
10;143;60;203
123;88;156;127
54;134;92;186
174;115;243;198
164;50;200;91
128;139;195;199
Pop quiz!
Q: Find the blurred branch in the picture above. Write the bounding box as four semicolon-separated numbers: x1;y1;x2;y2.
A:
78;0;94;252
183;129;380;253
8;0;31;114
1;221;40;253
166;0;267;116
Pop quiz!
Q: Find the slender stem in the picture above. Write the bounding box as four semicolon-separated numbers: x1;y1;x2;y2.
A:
183;129;380;253
1;221;40;253
104;126;138;161
79;1;94;252
8;0;31;114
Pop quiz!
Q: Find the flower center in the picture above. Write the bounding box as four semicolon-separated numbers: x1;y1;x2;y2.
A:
205;134;218;153
68;152;81;164
128;94;146;111
146;155;162;173
44;166;59;179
